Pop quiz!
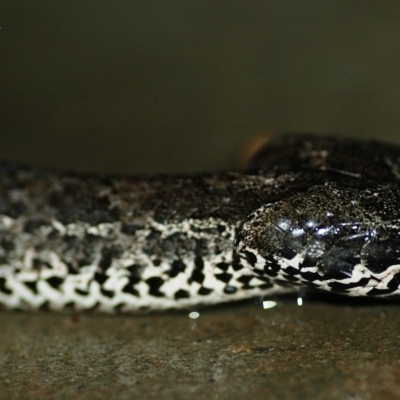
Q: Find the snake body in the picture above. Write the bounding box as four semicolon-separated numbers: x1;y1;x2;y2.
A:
1;134;400;312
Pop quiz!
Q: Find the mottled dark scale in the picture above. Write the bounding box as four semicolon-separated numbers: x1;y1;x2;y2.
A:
300;271;321;282
194;256;204;269
54;181;116;225
215;272;232;283
281;274;299;282
189;269;205;284
23;218;48;233
120;222;144;235
230;253;243;272
88;209;115;224
387;272;400;290
93;272;108;285
176;239;193;254
85;233;103;242
262;268;279;278
217;224;226;233
126;264;144;278
66;262;79;274
0;277;12;294
6;201;28;219
32;258;45;270
24;281;38;294
146;228;161;241
99;255;112;270
265;262;280;273
161;232;181;253
146;277;165;297
0;238;14;252
237;275;253;285
75;288;89;296
77;258;92;268
264;255;281;271
34;243;46;252
279;248;298;261
299;255;319;269
283;266;300;275
259;282;274;289
122;282;139;297
167;260;186;278
54;213;70;226
243;251;257;266
194;238;209;257
198;287;213;295
109;205;122;219
46;277;64;289
214;246;222;255
99;246;122;270
223;285;237;294
174;289;190;299
101;288;114;298
143;228;162;256
216;262;230;272
97;195;110;208
64;235;79;246
256;275;274;284
47;229;59;240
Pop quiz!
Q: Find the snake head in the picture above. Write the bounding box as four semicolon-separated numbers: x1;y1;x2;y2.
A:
235;182;400;296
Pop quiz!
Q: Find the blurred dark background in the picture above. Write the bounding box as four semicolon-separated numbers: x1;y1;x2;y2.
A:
1;1;400;174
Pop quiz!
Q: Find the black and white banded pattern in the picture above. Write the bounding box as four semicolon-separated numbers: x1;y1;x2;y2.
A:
1;134;400;312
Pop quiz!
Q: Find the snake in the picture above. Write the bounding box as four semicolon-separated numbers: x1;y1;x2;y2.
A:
1;134;400;312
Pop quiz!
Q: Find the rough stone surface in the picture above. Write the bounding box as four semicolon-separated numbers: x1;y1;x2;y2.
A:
1;296;400;399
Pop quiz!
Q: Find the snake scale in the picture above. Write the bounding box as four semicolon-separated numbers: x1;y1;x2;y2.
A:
1;134;400;312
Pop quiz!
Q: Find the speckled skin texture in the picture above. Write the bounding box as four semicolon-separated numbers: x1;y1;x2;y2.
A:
1;134;400;311
0;163;295;311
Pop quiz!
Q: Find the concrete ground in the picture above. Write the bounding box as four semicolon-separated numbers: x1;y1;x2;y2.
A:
2;2;400;399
